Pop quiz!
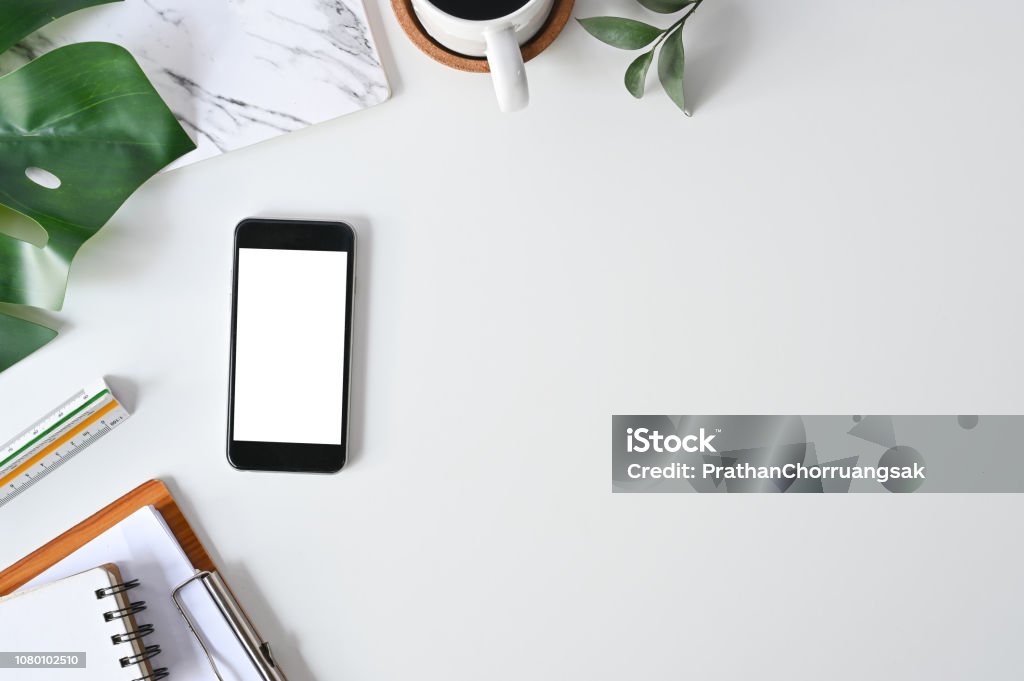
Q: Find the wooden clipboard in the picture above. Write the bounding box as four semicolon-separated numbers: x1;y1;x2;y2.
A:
0;479;214;595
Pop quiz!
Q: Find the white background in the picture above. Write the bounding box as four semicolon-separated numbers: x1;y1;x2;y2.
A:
233;248;348;445
2;1;1023;679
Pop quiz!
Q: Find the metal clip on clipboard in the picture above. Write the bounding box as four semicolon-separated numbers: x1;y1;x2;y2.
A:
172;570;288;681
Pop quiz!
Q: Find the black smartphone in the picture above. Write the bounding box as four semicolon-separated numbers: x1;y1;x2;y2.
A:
227;218;355;473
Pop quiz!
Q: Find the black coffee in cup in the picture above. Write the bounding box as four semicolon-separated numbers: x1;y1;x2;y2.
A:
428;0;531;21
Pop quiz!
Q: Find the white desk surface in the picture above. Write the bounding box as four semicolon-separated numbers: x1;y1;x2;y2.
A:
3;1;1022;679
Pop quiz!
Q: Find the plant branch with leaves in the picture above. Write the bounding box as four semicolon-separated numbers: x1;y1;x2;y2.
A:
579;0;706;115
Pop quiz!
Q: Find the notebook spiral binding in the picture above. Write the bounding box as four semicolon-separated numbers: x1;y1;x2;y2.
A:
96;578;169;681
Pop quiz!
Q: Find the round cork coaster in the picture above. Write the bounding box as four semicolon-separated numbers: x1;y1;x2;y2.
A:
392;0;576;73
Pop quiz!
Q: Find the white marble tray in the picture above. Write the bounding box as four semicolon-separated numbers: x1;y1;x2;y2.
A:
1;0;390;167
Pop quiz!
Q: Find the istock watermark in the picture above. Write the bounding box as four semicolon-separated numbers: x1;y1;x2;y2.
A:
626;427;718;453
612;415;1024;493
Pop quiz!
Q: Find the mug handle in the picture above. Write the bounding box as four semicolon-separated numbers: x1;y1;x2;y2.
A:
483;25;529;112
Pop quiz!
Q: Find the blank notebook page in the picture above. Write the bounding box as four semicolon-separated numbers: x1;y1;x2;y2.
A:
0;566;152;681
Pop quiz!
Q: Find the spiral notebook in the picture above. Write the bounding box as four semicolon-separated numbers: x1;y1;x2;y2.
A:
0;565;165;681
18;506;267;681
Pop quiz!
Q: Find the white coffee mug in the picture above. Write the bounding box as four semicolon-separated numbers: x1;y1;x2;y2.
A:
411;0;555;112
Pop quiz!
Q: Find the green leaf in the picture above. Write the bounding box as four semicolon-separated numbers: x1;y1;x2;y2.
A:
577;17;663;50
0;42;196;310
658;24;686;113
624;50;655;98
0;312;56;372
636;0;696;14
0;0;120;54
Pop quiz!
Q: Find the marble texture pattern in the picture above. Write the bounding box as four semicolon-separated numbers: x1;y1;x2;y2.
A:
0;0;390;167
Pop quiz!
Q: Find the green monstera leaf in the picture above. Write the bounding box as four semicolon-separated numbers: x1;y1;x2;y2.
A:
0;42;195;309
0;312;57;371
0;0;120;53
0;8;195;372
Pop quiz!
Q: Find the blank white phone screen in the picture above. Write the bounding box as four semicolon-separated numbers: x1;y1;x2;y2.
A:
233;248;348;445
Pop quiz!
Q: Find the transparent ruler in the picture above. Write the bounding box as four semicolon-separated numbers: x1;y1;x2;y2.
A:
0;379;130;508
